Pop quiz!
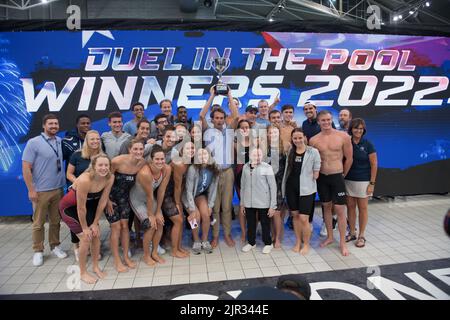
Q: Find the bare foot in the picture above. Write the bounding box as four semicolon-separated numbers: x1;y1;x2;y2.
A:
340;243;350;257
143;255;156;266
211;238;219;249
300;245;310;256
115;262;129;273
152;254;166;264
320;238;334;248
274;240;282;249
171;250;188;259
80;272;98;284
179;247;190;256
224;235;235;247
240;235;246;244
291;244;301;253
124;258;136;269
93;267;107;279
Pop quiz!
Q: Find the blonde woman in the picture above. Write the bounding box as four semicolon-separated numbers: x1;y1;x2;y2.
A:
59;154;114;284
66;130;103;261
67;130;103;183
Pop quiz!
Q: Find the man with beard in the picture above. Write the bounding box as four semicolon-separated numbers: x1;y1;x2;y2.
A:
22;114;67;266
175;106;193;131
338;108;352;132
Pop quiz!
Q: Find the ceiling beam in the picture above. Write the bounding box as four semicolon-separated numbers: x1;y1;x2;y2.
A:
219;3;267;19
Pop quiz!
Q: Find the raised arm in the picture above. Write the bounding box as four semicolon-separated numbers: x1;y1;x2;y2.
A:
227;88;239;127
269;92;280;112
199;86;216;131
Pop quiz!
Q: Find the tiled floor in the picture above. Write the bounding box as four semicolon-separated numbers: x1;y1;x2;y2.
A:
0;194;449;295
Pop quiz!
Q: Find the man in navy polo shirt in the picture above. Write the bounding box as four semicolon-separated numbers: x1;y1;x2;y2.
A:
22;114;68;266
302;102;337;141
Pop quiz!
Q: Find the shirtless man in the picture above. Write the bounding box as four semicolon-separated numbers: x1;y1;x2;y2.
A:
309;110;353;256
280;104;297;152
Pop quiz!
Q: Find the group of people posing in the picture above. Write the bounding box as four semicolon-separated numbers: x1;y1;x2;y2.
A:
22;86;377;284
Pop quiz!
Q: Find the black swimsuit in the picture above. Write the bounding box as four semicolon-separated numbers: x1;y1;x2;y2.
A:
106;172;137;224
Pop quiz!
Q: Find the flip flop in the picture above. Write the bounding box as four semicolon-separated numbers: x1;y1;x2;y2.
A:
345;234;357;242
355;237;366;248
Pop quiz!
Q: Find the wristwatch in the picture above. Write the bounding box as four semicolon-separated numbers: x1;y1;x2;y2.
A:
369;181;376;185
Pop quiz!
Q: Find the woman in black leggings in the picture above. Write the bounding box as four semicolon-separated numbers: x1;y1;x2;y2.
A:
282;128;321;255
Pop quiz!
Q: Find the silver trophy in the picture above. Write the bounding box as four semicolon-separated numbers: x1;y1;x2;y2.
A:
211;57;231;95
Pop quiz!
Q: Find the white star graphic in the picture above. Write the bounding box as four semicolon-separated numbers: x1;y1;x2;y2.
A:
82;30;115;48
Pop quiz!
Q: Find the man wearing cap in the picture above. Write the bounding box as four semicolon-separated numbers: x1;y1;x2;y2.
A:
243;105;264;129
302;101;336;142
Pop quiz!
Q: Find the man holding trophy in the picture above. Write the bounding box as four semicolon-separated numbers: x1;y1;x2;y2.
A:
200;57;240;248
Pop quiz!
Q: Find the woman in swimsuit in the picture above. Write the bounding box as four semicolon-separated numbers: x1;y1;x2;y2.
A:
59;154;114;284
66;130;103;261
108;138;146;272
130;145;172;265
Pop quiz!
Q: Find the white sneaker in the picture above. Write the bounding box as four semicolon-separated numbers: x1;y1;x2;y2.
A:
51;246;67;259
262;245;273;254
242;243;256;252
32;252;43;266
157;245;166;255
192;241;202;255
320;223;327;237
201;241;213;254
74;248;79;262
128;249;132;258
